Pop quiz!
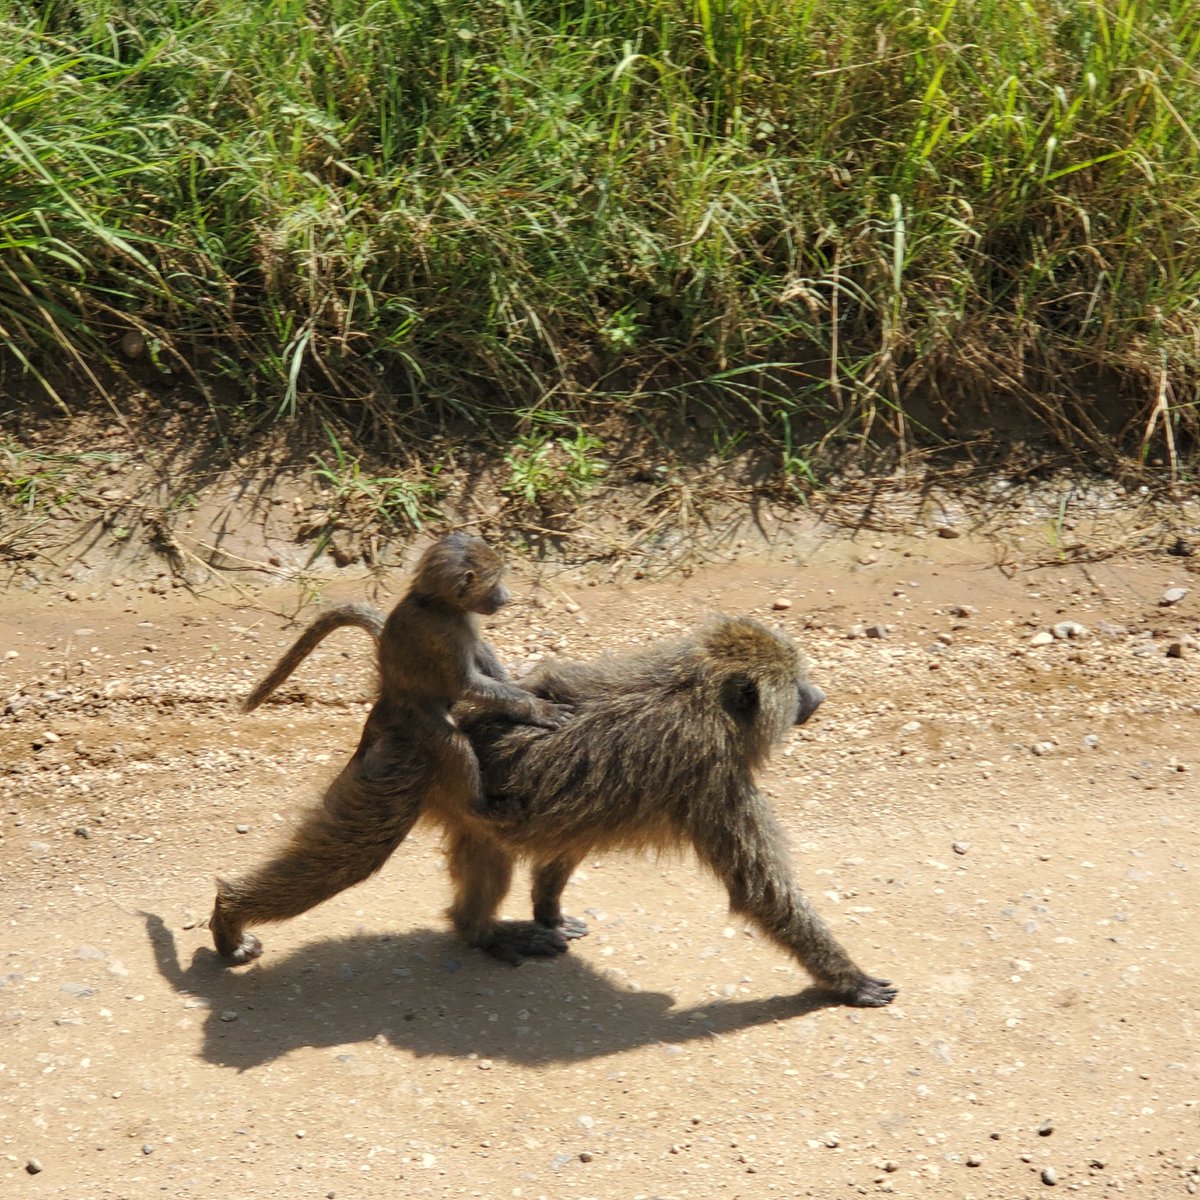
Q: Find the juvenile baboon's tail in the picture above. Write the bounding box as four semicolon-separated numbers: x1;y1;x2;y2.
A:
241;602;384;712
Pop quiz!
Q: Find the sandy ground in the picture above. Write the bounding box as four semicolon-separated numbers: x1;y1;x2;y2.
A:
2;527;1199;1199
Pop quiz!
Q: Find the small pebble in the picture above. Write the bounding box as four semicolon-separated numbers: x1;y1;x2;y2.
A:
772;597;793;611
949;604;976;617
952;841;969;855
1052;620;1087;640
235;824;250;834
1037;1119;1054;1136
864;623;888;639
824;1132;839;1148
74;825;92;839
477;1059;493;1070
219;1010;238;1022
142;1144;153;1155
936;526;961;539
1160;586;1188;606
1041;1166;1058;1186
26;1159;43;1175
1082;734;1100;749
1029;631;1054;647
966;1154;983;1167
1166;641;1186;659
1031;741;1054;756
579;1151;594;1163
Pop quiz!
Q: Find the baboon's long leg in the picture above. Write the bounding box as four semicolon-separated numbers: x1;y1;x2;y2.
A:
445;827;514;945
531;852;588;940
211;748;421;964
446;831;578;965
692;788;897;1007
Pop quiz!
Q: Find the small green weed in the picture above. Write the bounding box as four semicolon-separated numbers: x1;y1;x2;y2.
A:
0;438;119;510
779;414;817;494
312;426;441;531
503;417;607;507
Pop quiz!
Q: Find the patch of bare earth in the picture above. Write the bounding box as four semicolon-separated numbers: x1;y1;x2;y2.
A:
2;515;1200;1198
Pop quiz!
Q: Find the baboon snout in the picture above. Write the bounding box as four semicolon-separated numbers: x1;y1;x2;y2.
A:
795;682;825;725
478;583;511;615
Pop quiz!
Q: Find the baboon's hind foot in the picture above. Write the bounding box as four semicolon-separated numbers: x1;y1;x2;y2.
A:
476;919;585;966
209;897;263;966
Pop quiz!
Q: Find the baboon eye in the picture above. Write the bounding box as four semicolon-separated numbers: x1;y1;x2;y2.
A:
722;673;758;717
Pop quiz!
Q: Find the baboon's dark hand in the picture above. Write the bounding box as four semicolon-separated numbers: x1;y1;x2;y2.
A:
525;701;574;730
842;975;897;1007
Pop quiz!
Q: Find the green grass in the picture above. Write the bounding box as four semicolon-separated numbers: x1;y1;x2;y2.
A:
311;423;442;530
0;434;120;508
503;412;607;508
1;0;1198;472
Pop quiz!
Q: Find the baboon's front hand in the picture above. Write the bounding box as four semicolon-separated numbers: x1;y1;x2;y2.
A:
839;974;897;1007
525;699;574;730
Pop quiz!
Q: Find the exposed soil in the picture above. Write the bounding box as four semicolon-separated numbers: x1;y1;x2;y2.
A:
3;504;1200;1198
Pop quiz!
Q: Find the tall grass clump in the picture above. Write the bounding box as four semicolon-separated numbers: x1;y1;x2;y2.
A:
1;0;1198;465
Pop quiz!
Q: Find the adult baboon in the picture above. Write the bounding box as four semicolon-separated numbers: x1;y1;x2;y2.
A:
221;608;896;1007
210;533;566;963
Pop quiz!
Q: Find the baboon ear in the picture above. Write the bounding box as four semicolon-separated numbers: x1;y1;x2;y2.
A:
458;568;477;596
721;672;759;718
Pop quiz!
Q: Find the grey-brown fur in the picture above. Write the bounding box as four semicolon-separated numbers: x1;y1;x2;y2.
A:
458;616;895;1006
215;609;896;1007
209;533;566;964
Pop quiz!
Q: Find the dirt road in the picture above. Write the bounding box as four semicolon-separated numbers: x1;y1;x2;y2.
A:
2;530;1198;1198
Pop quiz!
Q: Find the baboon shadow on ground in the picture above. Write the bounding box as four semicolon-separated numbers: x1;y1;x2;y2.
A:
144;914;839;1073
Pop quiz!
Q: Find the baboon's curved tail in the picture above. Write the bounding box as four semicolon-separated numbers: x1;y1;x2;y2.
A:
241;602;384;712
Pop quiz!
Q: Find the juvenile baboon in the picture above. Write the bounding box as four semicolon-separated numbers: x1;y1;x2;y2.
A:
210;533;566;963
221;608;896;1007
241;535;563;734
